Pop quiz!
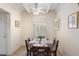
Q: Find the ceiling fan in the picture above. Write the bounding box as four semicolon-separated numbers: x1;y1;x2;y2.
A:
23;3;51;15
31;3;47;15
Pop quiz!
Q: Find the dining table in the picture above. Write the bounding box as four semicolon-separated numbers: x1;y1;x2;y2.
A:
28;39;53;56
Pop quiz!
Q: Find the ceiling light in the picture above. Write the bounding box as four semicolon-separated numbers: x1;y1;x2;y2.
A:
33;11;40;15
23;3;51;15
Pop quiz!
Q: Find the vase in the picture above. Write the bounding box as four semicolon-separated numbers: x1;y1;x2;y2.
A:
39;39;41;44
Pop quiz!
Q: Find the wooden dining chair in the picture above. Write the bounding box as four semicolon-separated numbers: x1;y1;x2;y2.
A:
28;38;30;42
50;40;59;56
25;40;31;56
32;46;49;56
53;38;56;47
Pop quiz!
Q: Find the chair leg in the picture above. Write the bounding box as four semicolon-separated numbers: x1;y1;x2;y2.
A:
47;51;48;56
33;52;35;56
53;52;56;56
54;52;56;56
48;51;51;56
29;51;31;56
47;51;50;56
27;51;28;56
33;51;35;56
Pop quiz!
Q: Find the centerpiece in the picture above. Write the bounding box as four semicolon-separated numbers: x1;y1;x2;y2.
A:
37;36;45;44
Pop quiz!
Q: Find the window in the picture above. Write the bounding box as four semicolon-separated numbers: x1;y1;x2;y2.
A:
33;23;47;38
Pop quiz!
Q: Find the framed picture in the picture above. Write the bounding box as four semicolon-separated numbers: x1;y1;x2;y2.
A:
68;12;79;29
54;18;60;31
15;20;20;27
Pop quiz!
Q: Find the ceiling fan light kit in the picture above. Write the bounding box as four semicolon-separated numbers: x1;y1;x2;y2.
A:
23;3;51;15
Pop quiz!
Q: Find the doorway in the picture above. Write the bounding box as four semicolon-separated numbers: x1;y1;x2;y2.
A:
0;8;10;55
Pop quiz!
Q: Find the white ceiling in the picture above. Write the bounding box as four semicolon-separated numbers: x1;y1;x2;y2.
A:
23;3;51;13
8;3;26;14
0;8;8;13
8;3;59;14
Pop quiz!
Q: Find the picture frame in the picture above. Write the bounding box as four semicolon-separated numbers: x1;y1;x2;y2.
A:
54;18;60;31
68;12;79;29
15;20;20;27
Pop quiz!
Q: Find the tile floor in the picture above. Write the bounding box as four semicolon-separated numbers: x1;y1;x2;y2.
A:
12;46;60;56
12;46;27;56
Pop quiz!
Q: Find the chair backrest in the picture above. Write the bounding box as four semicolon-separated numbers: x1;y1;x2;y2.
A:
54;40;59;52
28;38;30;42
25;40;29;51
53;38;56;47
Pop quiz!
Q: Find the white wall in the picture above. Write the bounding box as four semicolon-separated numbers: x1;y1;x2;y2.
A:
21;11;56;45
0;3;23;55
56;3;79;55
21;12;33;45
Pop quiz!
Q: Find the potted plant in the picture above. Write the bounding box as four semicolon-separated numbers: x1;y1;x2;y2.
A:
37;36;45;44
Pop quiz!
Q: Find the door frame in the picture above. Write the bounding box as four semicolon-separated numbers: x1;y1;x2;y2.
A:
0;8;10;55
